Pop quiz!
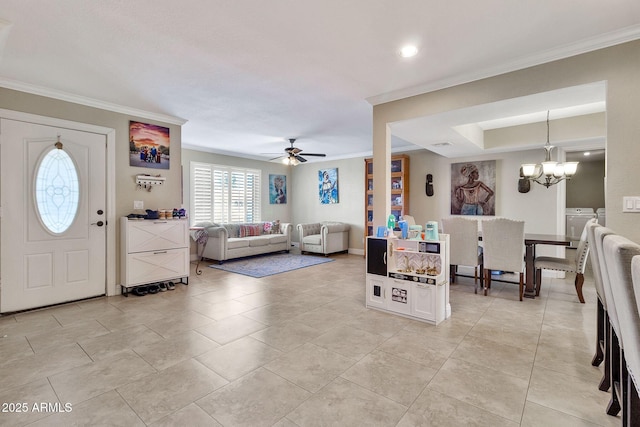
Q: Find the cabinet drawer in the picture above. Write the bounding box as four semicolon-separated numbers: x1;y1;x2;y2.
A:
125;248;189;287
126;220;188;252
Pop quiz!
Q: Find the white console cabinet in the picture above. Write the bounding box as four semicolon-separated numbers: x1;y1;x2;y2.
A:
120;217;189;295
365;236;450;325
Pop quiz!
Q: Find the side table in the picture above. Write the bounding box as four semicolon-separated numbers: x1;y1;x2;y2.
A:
189;226;208;275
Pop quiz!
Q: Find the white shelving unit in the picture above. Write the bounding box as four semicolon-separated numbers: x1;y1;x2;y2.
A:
120;217;189;295
365;236;451;325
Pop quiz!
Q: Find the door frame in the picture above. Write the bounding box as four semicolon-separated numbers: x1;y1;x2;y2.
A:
0;109;117;296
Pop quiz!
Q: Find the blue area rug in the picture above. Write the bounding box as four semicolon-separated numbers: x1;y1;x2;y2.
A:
210;253;334;278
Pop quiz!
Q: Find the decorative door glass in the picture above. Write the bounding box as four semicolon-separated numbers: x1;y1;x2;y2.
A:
35;148;79;233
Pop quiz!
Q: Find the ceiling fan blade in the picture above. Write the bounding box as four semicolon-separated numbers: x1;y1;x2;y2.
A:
269;155;285;161
300;153;326;157
295;155;308;163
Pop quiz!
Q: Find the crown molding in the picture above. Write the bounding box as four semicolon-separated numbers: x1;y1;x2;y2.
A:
0;77;187;125
367;24;640;106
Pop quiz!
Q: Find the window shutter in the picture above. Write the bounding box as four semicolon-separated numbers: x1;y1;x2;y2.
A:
192;163;213;224
191;162;261;224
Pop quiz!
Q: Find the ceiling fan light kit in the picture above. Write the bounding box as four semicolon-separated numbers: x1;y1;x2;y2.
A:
271;138;326;165
521;111;579;188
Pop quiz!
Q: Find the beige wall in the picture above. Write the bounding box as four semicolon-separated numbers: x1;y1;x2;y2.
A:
373;40;640;243
290;157;365;252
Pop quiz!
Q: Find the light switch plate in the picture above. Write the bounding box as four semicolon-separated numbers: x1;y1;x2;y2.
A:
133;200;144;210
622;196;640;212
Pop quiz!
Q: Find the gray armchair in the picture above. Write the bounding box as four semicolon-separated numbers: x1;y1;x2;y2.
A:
297;221;350;256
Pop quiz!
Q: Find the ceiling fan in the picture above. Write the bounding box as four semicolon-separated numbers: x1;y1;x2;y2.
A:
269;138;326;165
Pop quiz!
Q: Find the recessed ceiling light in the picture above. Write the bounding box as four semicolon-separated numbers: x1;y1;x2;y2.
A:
400;45;418;58
584;152;591;156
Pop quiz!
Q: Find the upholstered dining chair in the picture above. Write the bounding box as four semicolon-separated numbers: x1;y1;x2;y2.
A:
481;218;525;300
586;221;610;390
595;226;621;416
630;255;640;422
603;235;640;424
534;218;595;303
441;217;483;294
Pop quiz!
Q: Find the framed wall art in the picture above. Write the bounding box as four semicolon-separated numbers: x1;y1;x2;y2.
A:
450;160;496;215
269;174;287;204
319;168;339;204
129;121;170;169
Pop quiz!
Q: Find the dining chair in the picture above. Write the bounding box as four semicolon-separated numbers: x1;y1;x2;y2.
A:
534;218;595;303
481;218;525;300
603;235;640;424
441;217;483;293
586;221;610;390
596;226;621;416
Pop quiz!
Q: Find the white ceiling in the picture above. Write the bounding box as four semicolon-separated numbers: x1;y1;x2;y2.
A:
1;1;639;162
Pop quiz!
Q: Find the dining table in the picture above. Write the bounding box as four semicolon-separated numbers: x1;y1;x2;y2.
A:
523;233;574;299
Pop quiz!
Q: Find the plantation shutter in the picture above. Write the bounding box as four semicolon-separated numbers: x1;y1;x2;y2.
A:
190;162;260;224
212;169;230;223
192;163;213;224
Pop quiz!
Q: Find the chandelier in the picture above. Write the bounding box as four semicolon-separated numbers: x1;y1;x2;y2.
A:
521;111;578;188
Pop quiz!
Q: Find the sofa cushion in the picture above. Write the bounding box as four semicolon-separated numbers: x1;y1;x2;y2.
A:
240;224;262;237
227;238;250;249
302;234;322;245
269;234;288;245
247;236;270;247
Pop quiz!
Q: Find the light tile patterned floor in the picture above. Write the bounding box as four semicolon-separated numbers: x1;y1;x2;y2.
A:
0;251;620;426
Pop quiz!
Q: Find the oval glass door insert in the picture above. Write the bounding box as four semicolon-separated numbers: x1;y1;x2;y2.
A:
35;148;80;233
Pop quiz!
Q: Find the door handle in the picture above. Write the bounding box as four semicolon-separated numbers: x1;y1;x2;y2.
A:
91;221;104;227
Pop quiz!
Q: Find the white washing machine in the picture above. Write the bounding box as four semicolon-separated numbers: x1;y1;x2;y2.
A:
596;208;606;226
566;208;596;245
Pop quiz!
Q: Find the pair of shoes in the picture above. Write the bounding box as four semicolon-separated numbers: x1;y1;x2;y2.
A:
132;286;147;296
147;285;160;294
166;281;176;290
158;282;168;292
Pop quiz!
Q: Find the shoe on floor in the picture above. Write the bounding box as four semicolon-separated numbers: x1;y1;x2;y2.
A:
166;281;175;290
132;286;147;296
158;282;168;292
147;285;159;294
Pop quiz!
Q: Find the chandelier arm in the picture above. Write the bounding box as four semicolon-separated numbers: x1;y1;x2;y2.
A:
529;175;568;188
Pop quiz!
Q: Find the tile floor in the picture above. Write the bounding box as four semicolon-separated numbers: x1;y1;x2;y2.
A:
0;251;621;426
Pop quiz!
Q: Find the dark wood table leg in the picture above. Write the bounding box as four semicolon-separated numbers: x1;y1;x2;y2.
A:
524;243;536;298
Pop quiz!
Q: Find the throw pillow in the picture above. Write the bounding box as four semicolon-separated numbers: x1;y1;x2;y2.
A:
262;221;272;234
270;220;281;234
224;224;241;238
240;224;262;237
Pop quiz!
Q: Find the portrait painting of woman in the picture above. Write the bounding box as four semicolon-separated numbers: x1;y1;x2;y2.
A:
318;168;339;204
450;160;496;215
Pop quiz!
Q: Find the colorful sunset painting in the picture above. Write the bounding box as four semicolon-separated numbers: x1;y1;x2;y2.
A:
129;121;170;169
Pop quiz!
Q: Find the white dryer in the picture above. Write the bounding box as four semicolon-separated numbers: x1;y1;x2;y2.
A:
566;208;596;245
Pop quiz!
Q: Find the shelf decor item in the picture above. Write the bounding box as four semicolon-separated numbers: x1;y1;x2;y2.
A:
364;154;410;238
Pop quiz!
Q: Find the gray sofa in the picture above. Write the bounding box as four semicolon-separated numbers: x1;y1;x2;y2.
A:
297;221;350;255
194;221;291;263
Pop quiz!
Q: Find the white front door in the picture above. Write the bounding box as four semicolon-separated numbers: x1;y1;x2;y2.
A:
1;119;107;313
